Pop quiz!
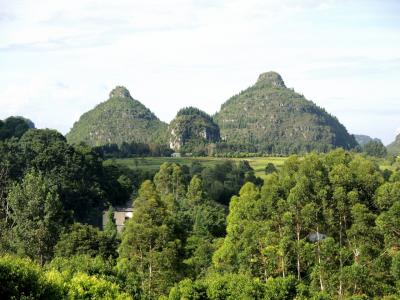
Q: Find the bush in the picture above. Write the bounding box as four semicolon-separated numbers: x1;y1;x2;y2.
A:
0;255;63;300
67;272;131;300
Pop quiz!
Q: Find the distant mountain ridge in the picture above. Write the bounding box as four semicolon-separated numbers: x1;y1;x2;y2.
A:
66;86;167;146
387;134;400;155
213;71;358;154
67;73;359;155
354;134;381;147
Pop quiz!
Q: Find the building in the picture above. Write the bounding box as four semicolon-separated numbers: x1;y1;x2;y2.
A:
102;200;133;232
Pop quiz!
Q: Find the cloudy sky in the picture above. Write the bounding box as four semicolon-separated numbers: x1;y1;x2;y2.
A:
0;0;399;144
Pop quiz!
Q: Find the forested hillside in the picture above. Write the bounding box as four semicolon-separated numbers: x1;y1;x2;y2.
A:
66;86;168;146
169;107;220;155
214;72;358;154
388;134;400;155
65;73;362;156
1;120;400;299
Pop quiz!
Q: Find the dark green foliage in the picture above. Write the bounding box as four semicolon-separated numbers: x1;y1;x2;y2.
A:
8;171;64;265
363;140;387;157
94;141;173;158
118;180;181;299
66;86;168;147
265;162;277;174
169;106;220;155
104;206;118;237
0;129;123;224
2;143;400;299
0;116;34;141
200;160;262;205
211;150;399;299
54;223;119;259
214;71;358;154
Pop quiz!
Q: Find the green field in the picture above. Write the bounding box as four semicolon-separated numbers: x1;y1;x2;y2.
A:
106;155;397;180
106;156;287;179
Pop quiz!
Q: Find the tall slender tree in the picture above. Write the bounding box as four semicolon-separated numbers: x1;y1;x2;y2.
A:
8;171;64;265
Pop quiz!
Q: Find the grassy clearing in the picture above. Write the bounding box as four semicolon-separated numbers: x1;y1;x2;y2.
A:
107;156;288;179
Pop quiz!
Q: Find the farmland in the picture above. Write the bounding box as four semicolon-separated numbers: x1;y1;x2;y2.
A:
105;156;288;179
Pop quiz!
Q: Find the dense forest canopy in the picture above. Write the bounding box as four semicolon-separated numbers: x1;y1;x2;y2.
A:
1;119;400;299
0;116;34;141
0;70;398;298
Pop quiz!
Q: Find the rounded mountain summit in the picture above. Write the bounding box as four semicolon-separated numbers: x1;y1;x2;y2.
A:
213;71;358;153
66;86;167;146
169;107;220;152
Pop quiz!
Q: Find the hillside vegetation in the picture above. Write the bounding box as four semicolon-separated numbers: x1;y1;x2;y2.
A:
66;72;362;156
66;86;167;146
0;116;34;140
388;134;400;155
169;107;220;154
2;133;400;298
214;71;358;154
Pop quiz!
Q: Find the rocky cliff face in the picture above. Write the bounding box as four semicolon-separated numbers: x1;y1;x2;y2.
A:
168;107;220;152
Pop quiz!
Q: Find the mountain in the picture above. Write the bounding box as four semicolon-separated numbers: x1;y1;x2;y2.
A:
354;134;381;147
66;86;167;146
213;71;358;154
169;107;220;153
387;134;400;155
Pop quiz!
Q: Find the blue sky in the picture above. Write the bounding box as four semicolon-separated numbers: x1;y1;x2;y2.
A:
0;0;399;144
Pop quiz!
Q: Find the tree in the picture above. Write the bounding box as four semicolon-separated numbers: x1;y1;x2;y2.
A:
118;180;181;299
8;171;64;265
363;140;387;158
54;223;119;259
7;129;111;224
344;204;382;295
0;255;63;299
213;182;267;276
265;162;277;174
154;163;187;212
182;176;226;279
104;206;118;238
376;202;400;250
0;116;32;141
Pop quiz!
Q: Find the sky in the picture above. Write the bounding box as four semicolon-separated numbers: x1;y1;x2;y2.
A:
0;0;399;144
